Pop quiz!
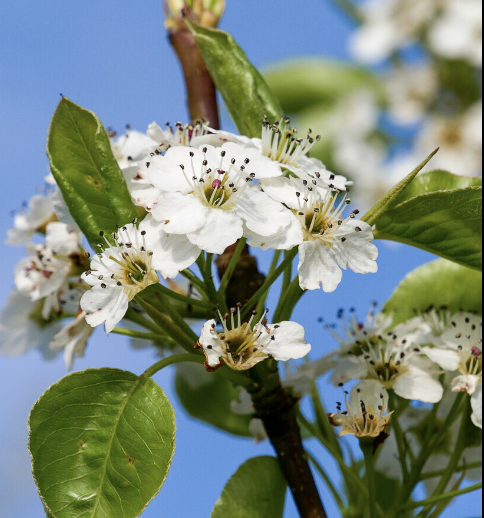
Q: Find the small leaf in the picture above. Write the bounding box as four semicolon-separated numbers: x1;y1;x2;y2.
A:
374;187;482;270
47;98;138;248
29;368;176;518
187;21;283;138
391;170;482;207
211;457;287;518
264;59;384;113
362;149;439;227
175;363;253;437
384;259;482;325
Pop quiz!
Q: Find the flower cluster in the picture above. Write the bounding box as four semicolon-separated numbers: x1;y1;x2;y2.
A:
291;307;483;437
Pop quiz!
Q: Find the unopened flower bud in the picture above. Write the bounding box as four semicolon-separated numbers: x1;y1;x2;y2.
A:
164;0;225;31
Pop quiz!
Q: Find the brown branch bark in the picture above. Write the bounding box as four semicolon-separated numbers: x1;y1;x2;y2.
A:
249;361;328;518
168;26;220;128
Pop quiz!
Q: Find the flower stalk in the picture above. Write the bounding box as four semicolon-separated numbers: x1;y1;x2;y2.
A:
164;1;222;127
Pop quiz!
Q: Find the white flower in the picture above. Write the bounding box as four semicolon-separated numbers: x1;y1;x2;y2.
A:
386;64;438;125
331;380;392;438
136;145;291;254
6;193;55;246
197;307;311;372
471;384;482;429
0;290;63;358
81;221;163;334
14;223;82;319
424;313;483;396
49;311;94;370
218;118;349;190
428;0;483;66
332;322;444;403
111;127;159;171
416;102;483;177
350;0;439;64
248;177;378;292
230;389;268;443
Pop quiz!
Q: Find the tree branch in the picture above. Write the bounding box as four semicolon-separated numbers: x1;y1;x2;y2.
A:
249;361;328;518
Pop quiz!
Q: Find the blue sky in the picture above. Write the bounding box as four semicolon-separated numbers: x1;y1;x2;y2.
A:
0;1;481;517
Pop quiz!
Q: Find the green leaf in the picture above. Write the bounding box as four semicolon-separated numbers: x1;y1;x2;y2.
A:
29;368;176;518
47;97;138;248
175;363;253;437
391;170;482;207
211;457;287;518
374;187;482;270
187;22;283;138
362;149;440;227
384;259;482;325
264;59;384;114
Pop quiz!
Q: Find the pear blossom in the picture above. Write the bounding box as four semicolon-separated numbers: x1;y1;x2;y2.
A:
81;221;163;334
197;307;311;372
331;380;392;438
214;118;349;190
0;290;63;359
331;321;444;403
385;64;438;125
416;102;483;177
350;0;439;64
14;223;82;318
230;389;267;442
424;313;483;398
471;384;482;429
248;177;378;292
428;0;483;66
135;145;292;254
6;193;55;246
49;311;94;370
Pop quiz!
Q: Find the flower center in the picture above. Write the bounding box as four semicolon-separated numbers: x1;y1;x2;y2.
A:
261;117;320;168
164;120;208;147
179;149;254;209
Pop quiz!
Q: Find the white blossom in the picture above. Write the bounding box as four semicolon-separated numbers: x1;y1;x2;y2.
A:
49;311;94;370
350;0;439;64
216;118;349;190
197;307;311;372
0;290;63;358
331;380;392;438
230;389;267;443
6;193;55;246
416;102;483;177
248;177;378;292
386;64;439;125
332;321;444;403
81;221;164;334
14;223;82;319
424;313;483;398
471;384;483;429
428;0;483;66
135;145;291;255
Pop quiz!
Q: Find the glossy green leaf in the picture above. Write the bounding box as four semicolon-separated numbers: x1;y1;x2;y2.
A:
374;187;482;270
29;368;176;518
391;170;482;207
47;97;138;248
188;22;283;138
264;59;384;113
211;456;287;518
384;259;482;325
362;149;439;227
175;363;253;437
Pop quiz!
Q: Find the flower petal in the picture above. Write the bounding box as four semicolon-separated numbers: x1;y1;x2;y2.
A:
221;142;283;179
151;192;208;234
298;240;343;292
236;186;293;237
263;321;312;361
81;288;129;335
471;384;483;429
140;215;201;278
187;209;243;254
393;367;444;403
423;347;461;372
